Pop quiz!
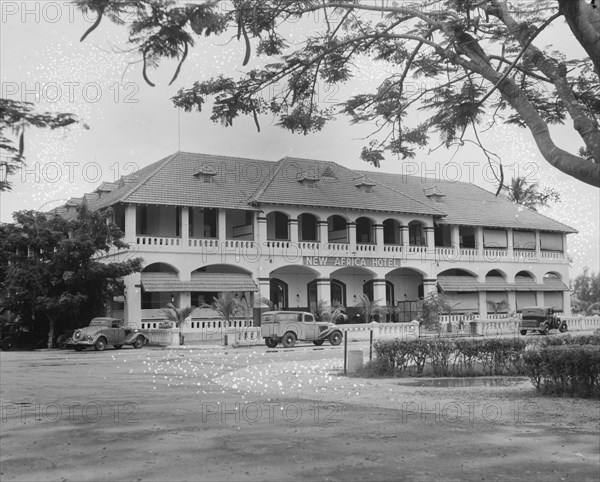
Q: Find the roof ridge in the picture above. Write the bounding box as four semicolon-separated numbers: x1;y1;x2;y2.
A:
247;157;291;204
119;152;180;203
371;177;446;216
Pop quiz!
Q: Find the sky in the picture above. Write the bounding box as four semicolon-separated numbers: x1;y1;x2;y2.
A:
1;1;598;277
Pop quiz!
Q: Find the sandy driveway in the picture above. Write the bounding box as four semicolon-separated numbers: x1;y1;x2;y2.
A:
1;345;598;481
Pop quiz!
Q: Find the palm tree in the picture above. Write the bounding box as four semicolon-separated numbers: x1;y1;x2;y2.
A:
486;299;510;316
504;176;559;212
207;293;243;326
355;294;386;323
161;303;196;345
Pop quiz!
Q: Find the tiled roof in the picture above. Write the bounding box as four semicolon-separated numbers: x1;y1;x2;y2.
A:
141;272;258;292
55;151;575;233
249;157;443;216
438;276;569;292
362;171;576;233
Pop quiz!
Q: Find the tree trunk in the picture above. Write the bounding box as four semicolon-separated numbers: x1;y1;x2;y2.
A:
47;317;55;349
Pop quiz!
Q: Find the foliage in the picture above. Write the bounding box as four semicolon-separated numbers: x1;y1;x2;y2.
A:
0;205;142;347
503;176;560;211
417;292;451;329
523;345;600;399
486;299;510;314
76;0;600;187
206;293;245;323
314;299;344;322
354;293;385;323
0;98;85;192
160;303;196;328
571;268;600;314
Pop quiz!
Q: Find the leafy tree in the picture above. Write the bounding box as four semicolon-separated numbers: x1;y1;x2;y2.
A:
0;99;85;192
0;205;142;347
76;0;600;187
486;298;510;314
571;267;600;314
417;292;452;330
504;176;560;211
160;303;196;344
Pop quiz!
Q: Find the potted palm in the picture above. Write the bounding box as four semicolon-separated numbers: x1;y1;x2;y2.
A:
161;303;196;345
355;294;386;323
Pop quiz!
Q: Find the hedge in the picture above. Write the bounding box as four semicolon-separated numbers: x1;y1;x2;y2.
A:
523;345;600;399
366;334;599;395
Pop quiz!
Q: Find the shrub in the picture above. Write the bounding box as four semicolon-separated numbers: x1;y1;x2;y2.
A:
523;345;600;399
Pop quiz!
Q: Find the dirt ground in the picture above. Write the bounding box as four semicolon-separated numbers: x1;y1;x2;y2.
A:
1;344;599;481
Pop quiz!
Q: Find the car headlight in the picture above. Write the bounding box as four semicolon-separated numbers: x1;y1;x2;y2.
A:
73;330;82;341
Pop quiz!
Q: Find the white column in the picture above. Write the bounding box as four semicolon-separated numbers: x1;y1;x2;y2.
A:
562;233;568;261
536;291;545;306
478;291;488;318
124;272;141;327
476;227;484;256
257;216;267;244
534;230;541;260
181;206;189;247
425;226;435;249
507;228;514;259
179;292;192;309
124;204;137;243
450;225;460;250
347;221;356;247
507;291;516;314
316;278;331;307
422;278;437;296
374;224;384;251
258;277;270;303
401;225;409;250
218;209;227;241
372;279;387;303
318;220;328;244
562;291;571;315
289;218;298;243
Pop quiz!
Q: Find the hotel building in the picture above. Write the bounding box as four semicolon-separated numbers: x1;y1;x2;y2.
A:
56;152;575;325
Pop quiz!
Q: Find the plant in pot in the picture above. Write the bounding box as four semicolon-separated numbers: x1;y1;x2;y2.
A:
354;294;386;323
160;303;196;345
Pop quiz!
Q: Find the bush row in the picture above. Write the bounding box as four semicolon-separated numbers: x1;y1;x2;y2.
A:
523;345;600;399
368;334;600;381
371;337;528;377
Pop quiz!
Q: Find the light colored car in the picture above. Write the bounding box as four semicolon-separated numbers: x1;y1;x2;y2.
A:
260;311;343;348
71;317;146;351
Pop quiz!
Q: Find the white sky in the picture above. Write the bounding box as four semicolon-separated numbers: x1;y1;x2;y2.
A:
0;1;598;277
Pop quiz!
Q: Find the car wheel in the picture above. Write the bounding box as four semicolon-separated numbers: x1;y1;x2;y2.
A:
559;322;568;333
282;332;296;348
265;338;278;348
113;345;123;350
520;330;527;336
2;338;16;351
57;336;68;350
329;331;343;346
133;337;144;349
540;322;550;335
95;337;107;351
73;346;84;352
313;340;325;346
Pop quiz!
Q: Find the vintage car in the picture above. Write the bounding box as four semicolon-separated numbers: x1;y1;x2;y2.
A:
261;311;343;348
71;317;146;351
519;306;567;335
0;323;47;351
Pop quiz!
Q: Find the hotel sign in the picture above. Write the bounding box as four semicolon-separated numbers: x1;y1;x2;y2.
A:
303;256;400;268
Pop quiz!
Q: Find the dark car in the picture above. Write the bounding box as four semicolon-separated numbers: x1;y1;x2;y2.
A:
519;306;567;335
1;323;47;351
71;317;146;351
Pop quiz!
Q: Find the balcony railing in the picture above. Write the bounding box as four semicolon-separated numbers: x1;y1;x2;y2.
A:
127;236;568;264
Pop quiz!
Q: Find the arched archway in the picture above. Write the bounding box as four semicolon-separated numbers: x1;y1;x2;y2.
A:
270;278;288;310
327;215;348;243
267;211;289;240
356;216;375;244
298;213;318;241
307;279;347;310
141;263;179;309
515;270;538;310
383;218;401;245
409;220;426;246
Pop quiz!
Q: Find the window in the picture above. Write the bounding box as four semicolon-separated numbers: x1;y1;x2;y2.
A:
409;222;425;246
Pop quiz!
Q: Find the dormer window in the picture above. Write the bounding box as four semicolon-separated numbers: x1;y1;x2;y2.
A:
297;173;320;188
424;187;445;203
194;164;218;183
321;164;337;179
354;176;376;193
